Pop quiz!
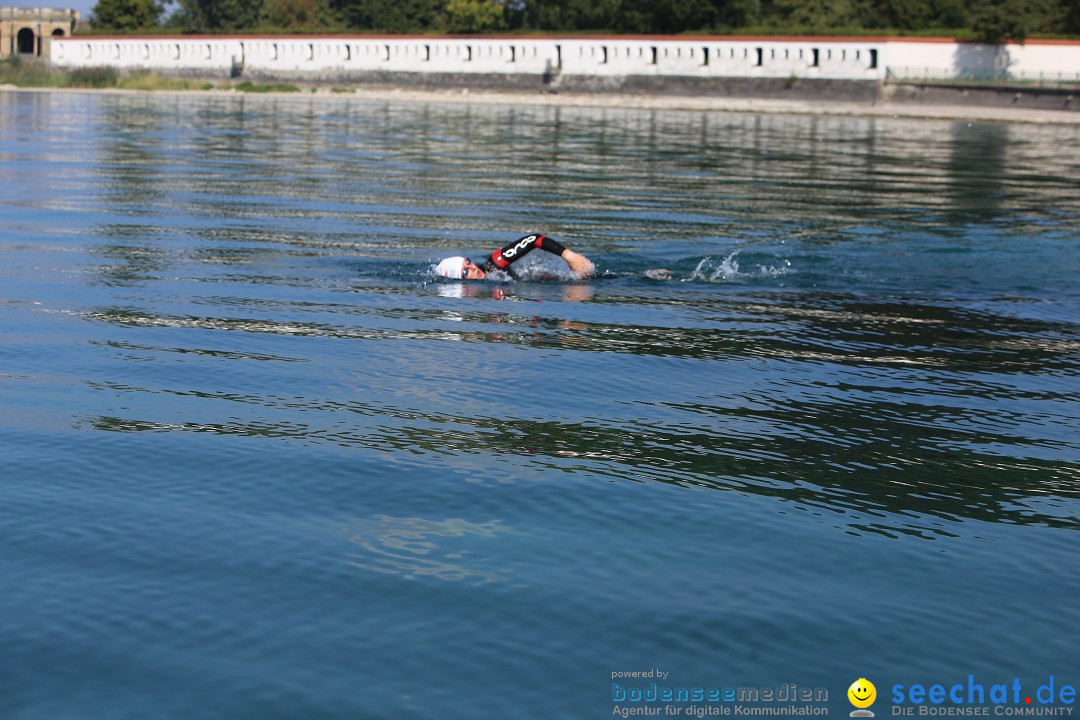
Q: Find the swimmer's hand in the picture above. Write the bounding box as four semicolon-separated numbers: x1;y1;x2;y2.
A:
562;249;595;279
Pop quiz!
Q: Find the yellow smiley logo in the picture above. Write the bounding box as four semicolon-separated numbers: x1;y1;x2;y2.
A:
848;678;877;709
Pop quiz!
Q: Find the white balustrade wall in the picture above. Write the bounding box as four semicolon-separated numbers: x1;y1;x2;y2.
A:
884;38;1080;79
49;35;1079;83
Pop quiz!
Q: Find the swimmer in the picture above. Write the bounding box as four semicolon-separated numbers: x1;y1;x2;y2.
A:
435;233;595;281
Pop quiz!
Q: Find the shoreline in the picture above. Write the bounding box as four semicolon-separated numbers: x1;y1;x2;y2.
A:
3;83;1079;125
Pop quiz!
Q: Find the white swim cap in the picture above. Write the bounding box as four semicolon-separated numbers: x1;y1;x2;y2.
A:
435;256;466;279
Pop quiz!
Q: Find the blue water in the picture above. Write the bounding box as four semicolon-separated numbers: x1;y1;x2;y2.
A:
1;90;1078;720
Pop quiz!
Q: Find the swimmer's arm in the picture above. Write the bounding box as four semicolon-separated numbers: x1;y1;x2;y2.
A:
561;248;595;279
486;233;552;270
485;234;595;278
537;235;594;278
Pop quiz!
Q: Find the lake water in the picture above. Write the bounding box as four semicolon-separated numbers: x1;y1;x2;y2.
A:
1;90;1078;720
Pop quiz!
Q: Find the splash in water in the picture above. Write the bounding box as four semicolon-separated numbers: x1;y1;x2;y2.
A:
686;251;792;282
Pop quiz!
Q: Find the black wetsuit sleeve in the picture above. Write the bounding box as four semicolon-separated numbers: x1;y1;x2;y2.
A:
477;234;567;275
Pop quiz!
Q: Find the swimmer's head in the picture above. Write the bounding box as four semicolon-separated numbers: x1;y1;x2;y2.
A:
435;256;465;279
435;256;485;280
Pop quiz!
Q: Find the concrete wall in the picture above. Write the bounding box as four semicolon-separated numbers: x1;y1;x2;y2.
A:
50;35;884;80
49;34;1079;87
885;38;1080;81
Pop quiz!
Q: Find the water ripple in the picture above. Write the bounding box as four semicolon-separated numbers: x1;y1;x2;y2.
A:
2;90;1079;719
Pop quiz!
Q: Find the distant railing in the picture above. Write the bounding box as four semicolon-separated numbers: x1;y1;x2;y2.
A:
887;66;1080;89
0;7;78;21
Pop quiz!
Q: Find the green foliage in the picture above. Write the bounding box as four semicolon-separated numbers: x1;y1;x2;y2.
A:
0;60;324;92
615;0;718;32
969;0;1020;41
443;0;506;32
968;0;1061;41
177;0;264;31
234;81;302;91
161;5;198;30
0;56;68;86
1067;0;1080;31
769;0;870;30
59;0;1080;40
534;0;620;31
260;0;336;30
518;0;1075;36
715;0;763;28
90;0;164;31
870;0;967;29
0;58;121;88
70;66;120;86
332;0;443;32
116;71;205;89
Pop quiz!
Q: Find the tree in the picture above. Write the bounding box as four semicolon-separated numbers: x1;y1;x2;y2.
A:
443;0;506;31
90;0;164;30
531;0;622;31
616;0;718;32
332;0;443;31
968;0;1061;42
869;0;966;29
768;0;871;29
1067;0;1080;32
714;0;762;29
261;0;335;29
177;0;265;31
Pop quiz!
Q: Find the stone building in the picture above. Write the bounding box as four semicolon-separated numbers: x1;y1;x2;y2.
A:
1;6;79;59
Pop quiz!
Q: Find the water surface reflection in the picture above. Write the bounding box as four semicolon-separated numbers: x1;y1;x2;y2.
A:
1;90;1078;719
